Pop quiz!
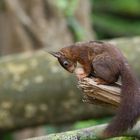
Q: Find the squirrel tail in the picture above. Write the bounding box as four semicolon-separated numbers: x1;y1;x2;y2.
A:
104;62;140;137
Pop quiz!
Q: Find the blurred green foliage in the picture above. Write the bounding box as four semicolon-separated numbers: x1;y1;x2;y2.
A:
57;0;78;16
1;133;13;140
92;0;140;39
92;0;140;16
0;0;5;11
57;0;140;40
92;13;140;38
57;0;86;41
73;118;110;129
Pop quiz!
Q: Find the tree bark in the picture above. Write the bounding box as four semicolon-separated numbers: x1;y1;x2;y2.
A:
26;121;140;140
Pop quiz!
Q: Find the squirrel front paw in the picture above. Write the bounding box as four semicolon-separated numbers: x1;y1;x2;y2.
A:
75;68;88;80
94;78;108;85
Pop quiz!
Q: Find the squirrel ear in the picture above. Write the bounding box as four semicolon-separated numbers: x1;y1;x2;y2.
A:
49;51;61;58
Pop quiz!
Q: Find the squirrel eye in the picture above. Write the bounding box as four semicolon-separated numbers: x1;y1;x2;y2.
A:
63;61;69;66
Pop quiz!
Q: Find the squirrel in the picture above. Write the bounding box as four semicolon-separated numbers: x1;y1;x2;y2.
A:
49;41;140;138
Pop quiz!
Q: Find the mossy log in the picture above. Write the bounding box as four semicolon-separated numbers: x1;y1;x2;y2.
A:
25;78;140;140
0;37;139;132
0;51;112;132
26;59;140;140
26;119;140;140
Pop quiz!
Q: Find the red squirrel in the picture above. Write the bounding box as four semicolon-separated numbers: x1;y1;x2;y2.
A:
49;41;140;138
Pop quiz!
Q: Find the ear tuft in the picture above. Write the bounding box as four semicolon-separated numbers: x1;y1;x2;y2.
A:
49;51;61;58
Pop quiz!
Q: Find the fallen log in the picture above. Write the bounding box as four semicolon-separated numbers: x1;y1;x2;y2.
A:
26;75;140;139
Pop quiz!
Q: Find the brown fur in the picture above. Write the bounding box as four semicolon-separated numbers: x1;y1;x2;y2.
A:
50;41;140;138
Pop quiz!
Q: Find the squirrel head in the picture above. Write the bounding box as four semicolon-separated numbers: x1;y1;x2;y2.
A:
49;51;77;73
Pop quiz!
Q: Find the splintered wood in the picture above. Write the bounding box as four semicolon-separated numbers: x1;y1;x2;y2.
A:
75;67;121;108
78;78;121;108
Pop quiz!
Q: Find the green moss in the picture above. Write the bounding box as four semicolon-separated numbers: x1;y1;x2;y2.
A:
73;118;111;129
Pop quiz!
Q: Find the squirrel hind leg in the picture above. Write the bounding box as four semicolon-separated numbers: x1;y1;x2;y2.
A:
92;60;119;84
